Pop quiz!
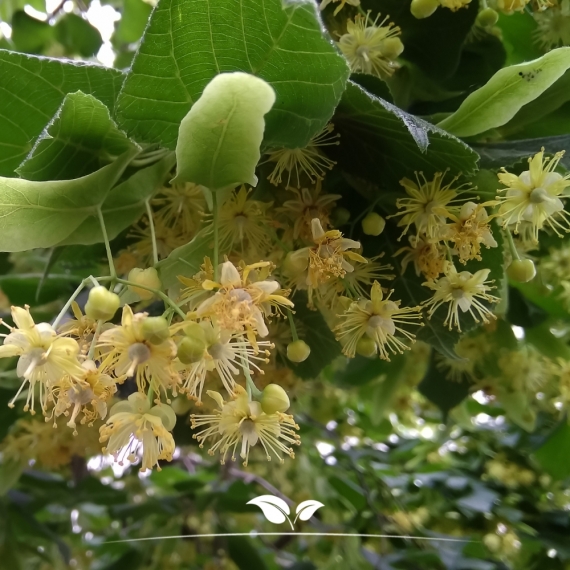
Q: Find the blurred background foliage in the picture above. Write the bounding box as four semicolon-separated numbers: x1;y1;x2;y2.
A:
0;1;570;569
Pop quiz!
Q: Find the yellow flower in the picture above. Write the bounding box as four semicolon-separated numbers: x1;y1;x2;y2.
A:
152;181;206;236
196;260;293;343
319;0;361;16
440;0;472;9
97;305;179;398
498;346;548;392
422;262;499;331
128;216;186;264
443;201;498;264
540;243;570;284
51;360;117;433
286;219;366;307
338;12;404;79
534;0;570;48
278;181;341;241
99;393;176;472
0;306;83;414
389;172;469;240
396;234;447;280
211;186;274;256
57;301;112;353
175;319;272;403
191;387;300;465
494;0;530;13
496;149;570;241
436;353;476;382
334;281;423;359
264;124;339;188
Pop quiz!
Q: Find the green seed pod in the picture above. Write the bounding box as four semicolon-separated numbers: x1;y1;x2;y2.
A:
260;383;290;414
128;267;162;300
477;7;499;27
84;286;120;322
177;336;207;364
356;336;377;358
141;316;170;345
287;340;311;363
507;259;536;283
410;0;439;19
361;212;386;236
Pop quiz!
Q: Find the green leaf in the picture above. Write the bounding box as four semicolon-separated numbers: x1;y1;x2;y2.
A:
0;50;125;176
496;10;542;66
366;0;478;80
472;134;570;171
114;0;153;44
116;0;349;150
0;460;25;496
0;0;44;21
156;231;212;290
438;47;570;137
418;351;471;417
10;11;54;54
534;421;570;480
330;82;479;190
59;153;176;245
329;475;367;510
0;149;138;252
54;13;103;58
288;294;341;380
17;92;137;181
0;274;79;305
226;535;268;570
173;73;275;191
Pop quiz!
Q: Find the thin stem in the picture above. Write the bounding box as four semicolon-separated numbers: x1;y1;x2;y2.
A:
243;358;262;400
87;320;103;360
287;309;299;342
145;200;159;267
212;191;220;281
115;278;187;320
52;280;87;329
505;229;521;261
97;207;116;279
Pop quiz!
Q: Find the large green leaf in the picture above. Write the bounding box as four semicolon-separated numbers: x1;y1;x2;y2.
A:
59;153;176;245
54;13;103;58
116;0;349;150
10;11;53;54
17;92;136;181
330;81;479;192
0;50;125;177
438;47;570;137
534;421;570;481
0;149;138;252
173;73;275;191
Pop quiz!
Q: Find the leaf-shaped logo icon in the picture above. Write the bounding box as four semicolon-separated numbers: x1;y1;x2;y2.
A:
247;495;293;528
294;500;325;523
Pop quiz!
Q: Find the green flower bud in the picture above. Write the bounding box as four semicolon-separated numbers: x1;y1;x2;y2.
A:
476;7;499;27
141;316;170;345
127;267;162;300
287;340;311;363
356;336;377;358
507;259;536;283
177;336;207;364
410;0;439;19
84;286;120;322
361;212;386;236
260;383;290;414
332;207;351;226
483;533;502;553
381;37;404;60
282;251;308;276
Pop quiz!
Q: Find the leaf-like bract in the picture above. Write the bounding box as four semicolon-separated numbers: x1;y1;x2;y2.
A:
173;72;275;191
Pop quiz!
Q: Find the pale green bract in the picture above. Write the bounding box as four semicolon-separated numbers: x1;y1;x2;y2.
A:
438;47;570;137
173;72;276;192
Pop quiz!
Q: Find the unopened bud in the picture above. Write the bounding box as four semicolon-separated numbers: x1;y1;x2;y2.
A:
287;340;311;363
381;37;404;60
477;7;499;27
177;336;206;364
410;0;439;18
141;316;170;345
282;251;308;276
356;336;377;358
361;212;386;236
260;384;290;414
332;207;350;226
84;286;120;322
127;267;162;300
483;533;502;553
507;259;536;283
